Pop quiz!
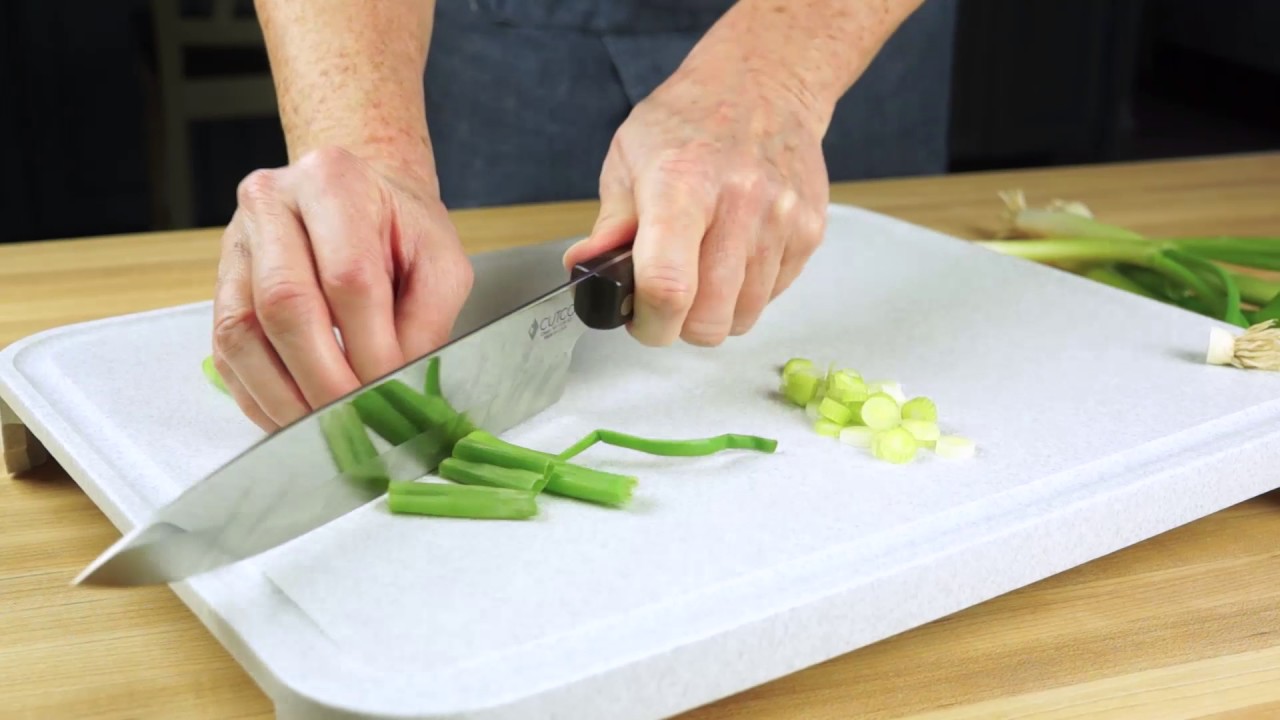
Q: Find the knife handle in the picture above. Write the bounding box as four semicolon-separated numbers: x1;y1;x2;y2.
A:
571;245;635;330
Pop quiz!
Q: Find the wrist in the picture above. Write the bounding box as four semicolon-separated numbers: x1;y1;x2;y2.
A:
683;0;925;134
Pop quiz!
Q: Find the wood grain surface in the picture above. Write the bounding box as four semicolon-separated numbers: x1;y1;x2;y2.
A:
2;152;1279;719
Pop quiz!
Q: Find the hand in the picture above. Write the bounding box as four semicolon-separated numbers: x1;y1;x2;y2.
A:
563;62;830;347
211;147;473;432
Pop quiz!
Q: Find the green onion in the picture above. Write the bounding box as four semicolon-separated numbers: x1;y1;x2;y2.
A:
555;429;778;460
782;358;815;378
826;371;867;403
900;397;938;423
871;427;918;464
805;399;822;421
869;381;906;404
438;457;549;492
387;481;537;519
817;397;853;426
352;389;420;446
814;418;843;438
859;394;901;430
318;403;389;491
201;355;229;395
452;431;556;473
934;435;976;460
900;419;940;444
423;356;442;397
838;426;876;448
542;463;636;507
783;369;821;407
376;379;476;445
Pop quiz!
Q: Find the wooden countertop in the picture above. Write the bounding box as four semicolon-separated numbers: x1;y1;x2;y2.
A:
3;152;1279;719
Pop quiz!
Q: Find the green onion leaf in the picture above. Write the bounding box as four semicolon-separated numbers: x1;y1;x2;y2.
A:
387;482;538;519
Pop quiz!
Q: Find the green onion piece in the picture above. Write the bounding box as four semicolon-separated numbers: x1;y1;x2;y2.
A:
555;428;778;460
869;381;906;403
900;419;940;444
782;358;815;378
376;379;475;446
783;369;821;407
818;397;853;426
352;390;420;446
319;403;389;491
805;399;822;421
934;435;977;459
871;427;918;464
844;401;866;424
438;457;549;492
201;355;229;395
424;356;442;397
814;418;843;438
387;481;537;519
542;463;636;507
826;371;867;403
859;394;901;430
453;431;556;473
838;426;876;448
900;397;938;422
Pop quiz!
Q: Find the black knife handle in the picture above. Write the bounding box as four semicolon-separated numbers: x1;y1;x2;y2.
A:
571;245;635;330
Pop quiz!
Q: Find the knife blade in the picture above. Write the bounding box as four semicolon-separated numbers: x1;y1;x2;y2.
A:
73;246;635;587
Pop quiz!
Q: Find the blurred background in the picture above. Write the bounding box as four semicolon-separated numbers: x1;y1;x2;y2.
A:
0;0;1277;244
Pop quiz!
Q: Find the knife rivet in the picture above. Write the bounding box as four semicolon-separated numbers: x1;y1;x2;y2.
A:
621;294;634;318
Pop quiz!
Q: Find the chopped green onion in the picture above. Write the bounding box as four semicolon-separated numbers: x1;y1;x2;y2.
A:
542;463;636;507
201;355;229;395
826;371;867;403
818;397;853;426
555;429;778;460
869;381;906;403
871;427;918;464
387;481;537;519
900;397;938;422
782;358;815;378
352;389;421;446
453;431;555;473
376;380;475;445
438;457;549;492
783;369;821;407
934;435;977;459
814;418;843;437
900;419;940;444
423;356;442;397
805;399;822;421
838;426;876;448
859;394;901;430
318;403;389;490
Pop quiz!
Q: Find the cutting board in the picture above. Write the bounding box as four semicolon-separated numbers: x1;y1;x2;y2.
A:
4;205;1280;720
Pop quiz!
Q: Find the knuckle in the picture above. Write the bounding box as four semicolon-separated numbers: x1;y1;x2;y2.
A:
236;169;279;208
725;168;772;206
256;276;316;332
682;318;729;347
212;309;259;356
297;146;357;185
637;266;695;315
319;259;379;298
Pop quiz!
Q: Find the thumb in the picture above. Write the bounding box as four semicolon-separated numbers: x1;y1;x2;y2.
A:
564;174;638;270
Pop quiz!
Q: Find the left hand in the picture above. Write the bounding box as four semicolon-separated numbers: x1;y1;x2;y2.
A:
563;61;831;347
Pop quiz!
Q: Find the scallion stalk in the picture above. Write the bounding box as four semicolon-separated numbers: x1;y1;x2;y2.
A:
438;457;549;492
387;481;538;519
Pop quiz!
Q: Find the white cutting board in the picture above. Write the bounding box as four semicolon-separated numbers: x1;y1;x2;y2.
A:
4;205;1280;719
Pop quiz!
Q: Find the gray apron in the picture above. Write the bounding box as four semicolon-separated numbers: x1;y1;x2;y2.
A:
425;0;958;209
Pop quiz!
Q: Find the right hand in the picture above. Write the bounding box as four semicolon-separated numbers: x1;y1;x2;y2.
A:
211;147;473;432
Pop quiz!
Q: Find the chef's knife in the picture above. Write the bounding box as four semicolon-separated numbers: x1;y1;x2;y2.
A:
73;246;635;587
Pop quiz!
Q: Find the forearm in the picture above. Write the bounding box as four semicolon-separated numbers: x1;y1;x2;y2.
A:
680;0;927;133
255;0;437;186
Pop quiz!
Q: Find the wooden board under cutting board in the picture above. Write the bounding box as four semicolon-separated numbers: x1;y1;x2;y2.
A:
3;204;1279;720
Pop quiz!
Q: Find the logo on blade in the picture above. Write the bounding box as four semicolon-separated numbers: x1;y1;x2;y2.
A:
530;302;576;341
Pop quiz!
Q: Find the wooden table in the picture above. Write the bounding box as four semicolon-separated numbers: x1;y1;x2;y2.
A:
3;152;1279;719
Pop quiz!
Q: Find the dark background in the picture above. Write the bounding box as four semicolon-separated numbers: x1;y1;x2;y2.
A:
1;0;1277;244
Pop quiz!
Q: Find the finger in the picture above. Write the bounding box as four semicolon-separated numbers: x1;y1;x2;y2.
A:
212;217;310;429
212;352;276;432
564;152;638;269
289;151;405;383
395;218;475;362
771;194;826;300
731;236;782;336
680;197;752;346
629;174;710;346
238;170;360;410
